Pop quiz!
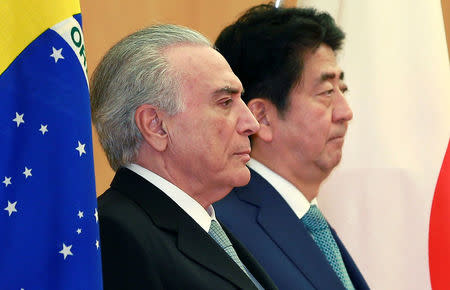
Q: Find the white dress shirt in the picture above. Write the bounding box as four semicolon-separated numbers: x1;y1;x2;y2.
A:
247;158;318;220
126;163;217;232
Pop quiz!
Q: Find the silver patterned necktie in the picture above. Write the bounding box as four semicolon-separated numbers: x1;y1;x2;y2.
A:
208;220;264;290
209;220;248;273
302;205;355;290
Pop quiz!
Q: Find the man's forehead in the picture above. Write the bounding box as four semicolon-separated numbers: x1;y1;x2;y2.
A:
166;45;231;75
165;45;242;97
294;65;344;92
303;45;340;69
305;59;344;84
164;44;211;68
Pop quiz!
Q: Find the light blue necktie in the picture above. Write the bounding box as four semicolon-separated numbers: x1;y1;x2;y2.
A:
208;220;264;290
302;205;355;290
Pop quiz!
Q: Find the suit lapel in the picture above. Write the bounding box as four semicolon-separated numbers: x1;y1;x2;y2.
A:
110;168;256;290
236;168;346;289
177;217;256;289
224;225;277;290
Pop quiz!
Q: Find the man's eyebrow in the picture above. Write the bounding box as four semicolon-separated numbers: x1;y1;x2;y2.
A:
212;86;241;96
319;71;345;83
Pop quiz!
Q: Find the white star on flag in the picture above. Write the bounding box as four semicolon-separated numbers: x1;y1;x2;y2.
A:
95;240;100;250
78;210;84;218
4;201;18;216
76;228;82;235
39;124;48;135
50;47;64;63
94;208;98;223
76;141;86;156
13;112;25;127
59;243;73;260
23;167;32;178
2;176;12;187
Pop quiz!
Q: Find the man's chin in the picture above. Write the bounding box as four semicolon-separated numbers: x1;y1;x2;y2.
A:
317;152;342;173
231;166;251;187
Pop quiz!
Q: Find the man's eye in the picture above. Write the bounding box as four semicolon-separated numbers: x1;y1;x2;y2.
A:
221;99;233;107
322;89;333;96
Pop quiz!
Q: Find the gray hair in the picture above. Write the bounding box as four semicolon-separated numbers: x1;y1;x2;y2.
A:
90;24;212;171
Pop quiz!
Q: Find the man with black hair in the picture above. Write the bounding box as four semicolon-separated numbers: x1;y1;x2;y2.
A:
214;4;369;289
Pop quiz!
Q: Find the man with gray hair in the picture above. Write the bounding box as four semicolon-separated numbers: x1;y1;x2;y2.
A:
91;24;277;289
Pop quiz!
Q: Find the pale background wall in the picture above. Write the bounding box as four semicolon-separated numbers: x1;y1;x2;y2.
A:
443;0;450;56
80;0;450;196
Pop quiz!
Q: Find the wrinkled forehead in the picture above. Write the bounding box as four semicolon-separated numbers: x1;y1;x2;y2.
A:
165;44;242;95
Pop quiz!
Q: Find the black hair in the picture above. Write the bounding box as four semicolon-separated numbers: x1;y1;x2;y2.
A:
215;3;345;114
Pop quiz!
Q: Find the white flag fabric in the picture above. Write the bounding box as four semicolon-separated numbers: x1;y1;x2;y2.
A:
298;0;450;289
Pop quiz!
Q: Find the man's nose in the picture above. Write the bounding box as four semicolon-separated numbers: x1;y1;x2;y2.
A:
332;90;353;123
237;99;260;136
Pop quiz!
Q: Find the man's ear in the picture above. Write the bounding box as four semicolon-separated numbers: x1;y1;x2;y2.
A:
134;104;168;152
248;98;273;143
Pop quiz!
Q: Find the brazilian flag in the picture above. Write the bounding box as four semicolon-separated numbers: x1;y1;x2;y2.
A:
0;1;103;289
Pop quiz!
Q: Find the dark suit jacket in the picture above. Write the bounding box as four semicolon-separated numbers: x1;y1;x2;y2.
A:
98;167;277;290
214;168;369;290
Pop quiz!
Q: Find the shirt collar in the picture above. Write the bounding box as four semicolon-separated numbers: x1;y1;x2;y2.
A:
247;158;317;219
126;163;216;232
